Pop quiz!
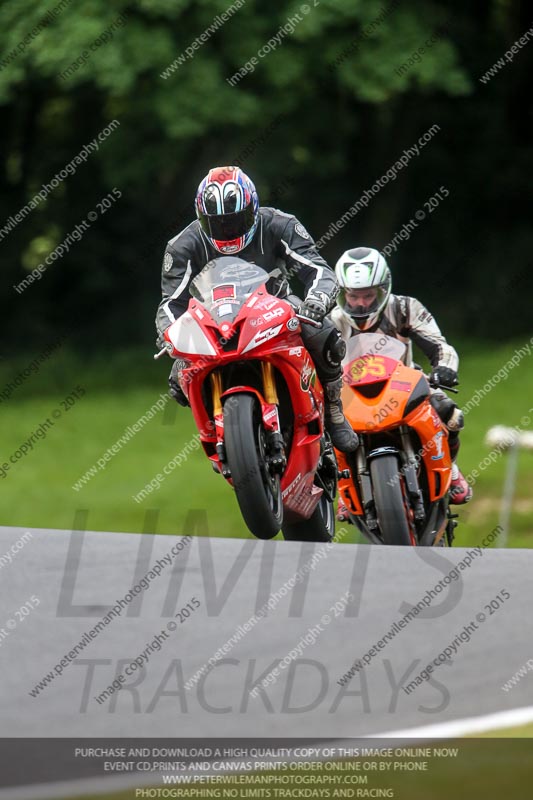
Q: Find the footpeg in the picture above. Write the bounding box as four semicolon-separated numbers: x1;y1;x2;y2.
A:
338;469;350;479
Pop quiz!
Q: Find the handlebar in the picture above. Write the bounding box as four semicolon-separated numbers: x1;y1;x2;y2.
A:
295;312;323;329
428;377;459;394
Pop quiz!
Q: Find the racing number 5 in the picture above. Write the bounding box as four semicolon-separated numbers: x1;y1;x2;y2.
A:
365;356;386;377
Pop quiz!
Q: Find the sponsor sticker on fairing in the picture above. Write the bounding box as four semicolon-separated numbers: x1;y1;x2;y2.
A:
300;360;316;392
391;380;412;392
212;284;236;302
257;298;278;310
263;307;284;322
430;409;441;428
242;324;283;353
282;472;302;499
430;430;445;460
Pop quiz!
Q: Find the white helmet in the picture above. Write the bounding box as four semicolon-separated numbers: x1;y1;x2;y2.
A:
334;247;391;331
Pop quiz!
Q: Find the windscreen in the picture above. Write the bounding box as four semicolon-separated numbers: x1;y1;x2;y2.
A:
343;333;407;385
190;257;269;324
344;332;407;365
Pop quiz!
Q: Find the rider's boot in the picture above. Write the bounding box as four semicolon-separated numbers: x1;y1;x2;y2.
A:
168;360;190;406
324;378;359;453
449;462;472;504
337;495;351;522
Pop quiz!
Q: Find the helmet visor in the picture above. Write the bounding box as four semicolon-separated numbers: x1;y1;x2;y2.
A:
199;204;255;242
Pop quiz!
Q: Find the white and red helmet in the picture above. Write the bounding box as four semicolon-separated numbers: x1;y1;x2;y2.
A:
196;166;259;254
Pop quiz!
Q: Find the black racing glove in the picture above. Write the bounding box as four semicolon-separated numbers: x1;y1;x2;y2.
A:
296;298;327;328
430;366;458;388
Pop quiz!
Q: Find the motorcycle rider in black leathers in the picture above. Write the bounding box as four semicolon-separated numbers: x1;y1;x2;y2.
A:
155;166;358;452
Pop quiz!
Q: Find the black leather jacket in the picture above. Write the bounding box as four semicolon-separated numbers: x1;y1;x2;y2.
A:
156;206;338;338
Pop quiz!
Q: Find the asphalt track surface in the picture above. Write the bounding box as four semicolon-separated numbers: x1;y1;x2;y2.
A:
1;524;532;794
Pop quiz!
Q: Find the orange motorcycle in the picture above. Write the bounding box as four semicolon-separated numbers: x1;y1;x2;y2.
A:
336;333;457;546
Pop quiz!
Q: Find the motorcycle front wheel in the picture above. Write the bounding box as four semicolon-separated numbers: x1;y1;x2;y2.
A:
370;455;414;546
224;393;283;539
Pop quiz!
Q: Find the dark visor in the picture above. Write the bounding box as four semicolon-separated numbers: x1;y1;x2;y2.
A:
199;204;255;242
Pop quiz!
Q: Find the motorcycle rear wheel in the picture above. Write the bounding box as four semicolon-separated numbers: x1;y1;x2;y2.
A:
370;455;414;546
224;393;283;539
282;498;334;542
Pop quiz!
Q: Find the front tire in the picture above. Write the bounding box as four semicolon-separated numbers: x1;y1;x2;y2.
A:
370;455;414;546
224;394;283;539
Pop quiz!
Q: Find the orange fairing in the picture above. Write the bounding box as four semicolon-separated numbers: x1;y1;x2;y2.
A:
404;402;451;501
338;356;452;515
336;449;363;516
341;358;417;432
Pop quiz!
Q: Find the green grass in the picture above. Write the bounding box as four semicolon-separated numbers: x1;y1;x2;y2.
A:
0;349;245;537
443;337;533;548
476;722;533;737
1;340;533;544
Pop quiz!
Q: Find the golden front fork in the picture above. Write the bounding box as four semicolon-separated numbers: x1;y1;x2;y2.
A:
261;362;279;405
211;363;278;413
210;371;223;416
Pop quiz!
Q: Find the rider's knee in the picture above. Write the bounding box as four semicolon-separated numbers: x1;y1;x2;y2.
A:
299;321;344;383
325;329;346;367
446;408;464;432
430;391;464;431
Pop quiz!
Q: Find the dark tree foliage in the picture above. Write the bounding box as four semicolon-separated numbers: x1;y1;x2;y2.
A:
0;0;531;350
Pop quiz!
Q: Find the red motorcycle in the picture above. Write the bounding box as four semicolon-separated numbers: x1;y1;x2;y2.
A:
158;257;337;541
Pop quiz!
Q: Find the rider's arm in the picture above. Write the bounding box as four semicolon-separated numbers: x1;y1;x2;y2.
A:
155;223;203;344
401;296;459;371
155;245;191;341
274;212;339;310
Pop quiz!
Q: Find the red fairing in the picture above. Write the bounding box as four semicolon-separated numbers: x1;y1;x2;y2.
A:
165;278;326;522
